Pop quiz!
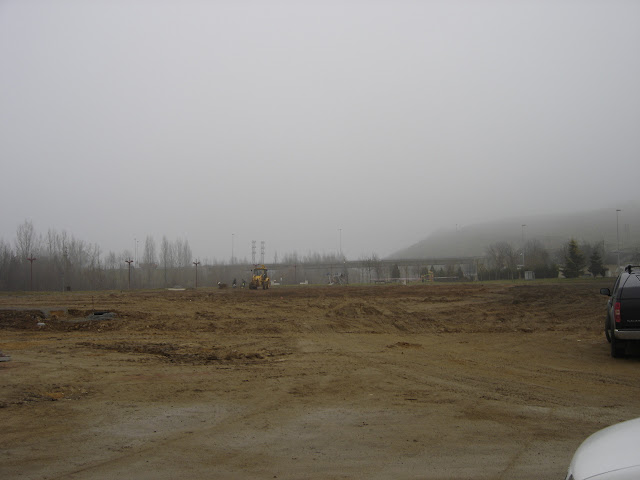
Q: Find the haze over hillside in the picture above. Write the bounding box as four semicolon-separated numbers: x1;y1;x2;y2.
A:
389;204;640;260
1;2;638;262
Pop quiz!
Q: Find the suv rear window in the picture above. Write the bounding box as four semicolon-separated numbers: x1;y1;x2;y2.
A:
620;275;640;299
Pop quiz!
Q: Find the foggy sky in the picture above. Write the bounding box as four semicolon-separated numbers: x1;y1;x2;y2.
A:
1;0;639;262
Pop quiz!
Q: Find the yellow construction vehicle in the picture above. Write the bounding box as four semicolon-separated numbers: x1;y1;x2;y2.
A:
249;265;271;290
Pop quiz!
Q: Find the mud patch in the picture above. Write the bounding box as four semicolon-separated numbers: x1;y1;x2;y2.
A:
0;309;46;329
387;342;422;349
327;302;387;318
3;384;91;407
76;341;277;365
0;308;119;331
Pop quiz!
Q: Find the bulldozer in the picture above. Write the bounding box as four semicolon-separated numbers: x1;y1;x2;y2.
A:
249;264;271;290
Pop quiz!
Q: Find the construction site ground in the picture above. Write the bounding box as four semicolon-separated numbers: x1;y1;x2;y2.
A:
2;278;640;480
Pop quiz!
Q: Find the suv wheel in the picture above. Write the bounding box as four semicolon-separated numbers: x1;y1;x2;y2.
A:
605;315;612;343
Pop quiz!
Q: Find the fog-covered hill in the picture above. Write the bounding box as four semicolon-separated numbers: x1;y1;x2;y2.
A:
389;204;640;259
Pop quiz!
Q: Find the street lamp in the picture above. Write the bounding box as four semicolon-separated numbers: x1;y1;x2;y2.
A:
521;224;526;268
27;255;36;290
125;258;134;289
193;260;200;288
61;247;68;292
616;209;622;269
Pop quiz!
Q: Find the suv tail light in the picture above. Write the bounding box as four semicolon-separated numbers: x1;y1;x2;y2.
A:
615;302;621;323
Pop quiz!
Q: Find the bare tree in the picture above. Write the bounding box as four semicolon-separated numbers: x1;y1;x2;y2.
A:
85;243;102;289
142;235;157;286
143;236;157;266
104;251;118;289
15;220;37;259
174;238;192;267
485;241;518;279
359;254;373;283
105;251;117;270
372;253;383;281
524;239;550;267
0;238;12;290
160;236;171;286
181;239;192;285
170;238;192;285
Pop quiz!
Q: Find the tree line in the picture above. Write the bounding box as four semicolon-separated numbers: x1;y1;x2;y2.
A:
1;221;202;291
1;220;636;291
480;238;614;281
1;221;375;290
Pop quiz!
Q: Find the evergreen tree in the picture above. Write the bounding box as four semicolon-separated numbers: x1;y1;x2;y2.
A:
391;264;401;279
588;249;606;277
562;239;586;278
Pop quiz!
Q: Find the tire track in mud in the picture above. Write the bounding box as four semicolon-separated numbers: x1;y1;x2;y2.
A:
283;333;580;478
42;377;298;479
278;331;640;478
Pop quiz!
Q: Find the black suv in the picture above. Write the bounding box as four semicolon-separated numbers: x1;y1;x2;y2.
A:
600;265;640;357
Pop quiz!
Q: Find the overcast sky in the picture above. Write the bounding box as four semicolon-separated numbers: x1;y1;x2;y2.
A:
1;0;638;262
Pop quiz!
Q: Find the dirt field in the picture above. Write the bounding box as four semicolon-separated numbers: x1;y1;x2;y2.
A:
2;279;640;480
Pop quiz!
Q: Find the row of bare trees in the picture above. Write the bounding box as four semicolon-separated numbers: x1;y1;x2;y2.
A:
481;239;558;280
6;220;627;291
272;251;355;285
1;222;103;291
0;221;202;291
2;221;386;290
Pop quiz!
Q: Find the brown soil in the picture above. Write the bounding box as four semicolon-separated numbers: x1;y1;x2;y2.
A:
2;279;639;480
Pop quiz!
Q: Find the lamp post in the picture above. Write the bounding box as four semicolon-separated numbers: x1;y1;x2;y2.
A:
521;224;526;268
616;209;622;268
62;247;68;292
27;255;36;290
193;260;200;288
125;258;133;289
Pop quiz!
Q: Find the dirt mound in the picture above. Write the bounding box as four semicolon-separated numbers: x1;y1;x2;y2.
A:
76;341;285;365
0;308;124;332
327;301;387;318
0;309;45;329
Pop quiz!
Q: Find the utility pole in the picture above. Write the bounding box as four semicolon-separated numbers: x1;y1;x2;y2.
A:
62;247;68;292
339;228;342;258
521;224;526;268
616;209;622;269
193;260;200;288
125;258;133;289
231;233;234;265
27;255;36;290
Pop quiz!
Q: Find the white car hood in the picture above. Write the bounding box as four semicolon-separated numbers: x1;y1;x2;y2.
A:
570;417;640;479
